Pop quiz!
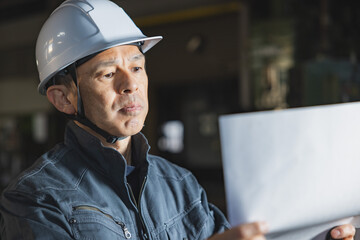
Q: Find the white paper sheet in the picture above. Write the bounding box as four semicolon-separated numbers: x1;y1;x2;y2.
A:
219;102;360;237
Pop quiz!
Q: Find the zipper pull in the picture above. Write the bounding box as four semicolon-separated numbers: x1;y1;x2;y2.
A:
116;221;131;239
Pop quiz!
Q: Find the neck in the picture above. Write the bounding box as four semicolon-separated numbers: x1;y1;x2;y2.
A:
74;121;133;165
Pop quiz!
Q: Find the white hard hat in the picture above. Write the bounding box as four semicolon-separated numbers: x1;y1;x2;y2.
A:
36;0;162;95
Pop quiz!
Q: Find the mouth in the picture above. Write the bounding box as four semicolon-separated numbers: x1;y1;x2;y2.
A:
119;103;143;114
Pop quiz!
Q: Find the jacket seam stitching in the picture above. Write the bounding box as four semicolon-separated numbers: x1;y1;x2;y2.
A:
195;214;210;240
15;147;71;187
74;167;88;189
164;198;202;227
153;199;206;238
148;156;192;181
153;171;192;181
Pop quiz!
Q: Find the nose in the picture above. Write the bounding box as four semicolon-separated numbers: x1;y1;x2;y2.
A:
117;72;139;94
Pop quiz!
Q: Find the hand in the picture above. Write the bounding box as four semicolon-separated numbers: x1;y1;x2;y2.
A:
330;224;356;240
208;221;269;240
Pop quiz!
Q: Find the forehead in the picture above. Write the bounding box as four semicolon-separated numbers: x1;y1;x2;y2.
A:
96;45;143;60
78;45;144;72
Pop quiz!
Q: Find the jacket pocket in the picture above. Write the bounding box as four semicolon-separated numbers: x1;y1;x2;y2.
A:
69;205;132;240
164;200;209;240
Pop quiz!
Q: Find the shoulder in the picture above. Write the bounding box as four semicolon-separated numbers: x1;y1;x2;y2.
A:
4;143;85;196
147;154;194;181
146;154;203;196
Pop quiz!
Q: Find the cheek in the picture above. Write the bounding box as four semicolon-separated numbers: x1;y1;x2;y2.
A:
82;87;112;113
143;88;148;100
141;81;149;97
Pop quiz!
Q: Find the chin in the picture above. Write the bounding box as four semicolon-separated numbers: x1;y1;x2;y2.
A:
113;121;144;137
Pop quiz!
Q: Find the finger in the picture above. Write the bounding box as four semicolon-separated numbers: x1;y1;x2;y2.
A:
231;221;269;239
331;224;355;239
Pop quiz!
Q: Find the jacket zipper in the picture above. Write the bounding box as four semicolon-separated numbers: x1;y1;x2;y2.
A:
71;205;131;239
127;176;149;240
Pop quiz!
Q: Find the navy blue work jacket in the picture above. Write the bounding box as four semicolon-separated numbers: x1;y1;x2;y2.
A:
0;121;229;239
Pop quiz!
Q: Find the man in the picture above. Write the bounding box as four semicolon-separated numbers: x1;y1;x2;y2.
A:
0;0;356;239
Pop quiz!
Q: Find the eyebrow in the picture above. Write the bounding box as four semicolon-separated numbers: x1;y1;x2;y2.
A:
91;53;145;72
129;53;145;62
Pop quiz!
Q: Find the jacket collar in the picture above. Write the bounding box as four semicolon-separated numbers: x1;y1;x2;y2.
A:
64;120;150;180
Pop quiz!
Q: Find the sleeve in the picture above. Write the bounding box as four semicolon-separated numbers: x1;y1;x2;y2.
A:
208;202;231;233
0;190;73;240
197;184;231;239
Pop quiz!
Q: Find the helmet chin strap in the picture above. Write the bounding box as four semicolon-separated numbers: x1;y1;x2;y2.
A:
66;63;128;144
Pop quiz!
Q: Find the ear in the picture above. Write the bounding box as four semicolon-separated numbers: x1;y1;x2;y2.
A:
46;85;77;114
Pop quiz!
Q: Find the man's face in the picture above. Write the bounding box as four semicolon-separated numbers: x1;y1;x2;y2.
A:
76;45;148;138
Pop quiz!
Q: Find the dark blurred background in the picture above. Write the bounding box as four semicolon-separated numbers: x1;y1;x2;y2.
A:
1;0;360;214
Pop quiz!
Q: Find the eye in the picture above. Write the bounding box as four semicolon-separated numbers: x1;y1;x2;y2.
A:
132;67;142;72
103;72;114;79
